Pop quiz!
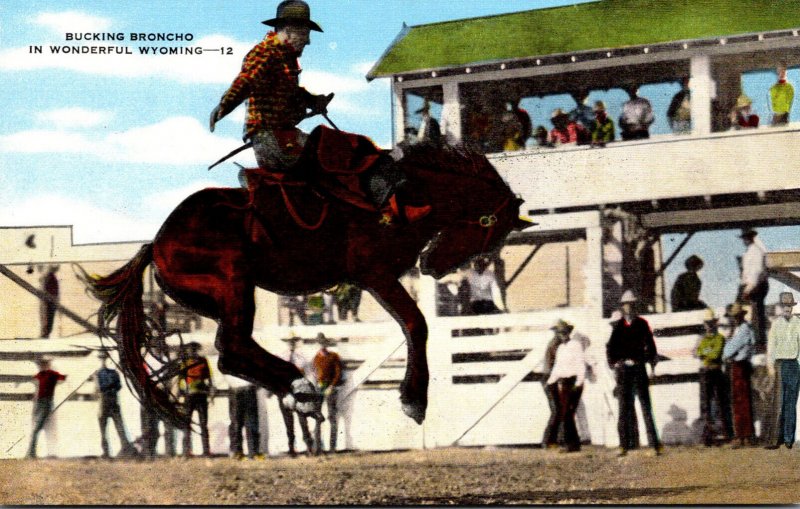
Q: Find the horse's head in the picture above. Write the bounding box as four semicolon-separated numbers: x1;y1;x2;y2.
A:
401;144;530;279
420;194;529;278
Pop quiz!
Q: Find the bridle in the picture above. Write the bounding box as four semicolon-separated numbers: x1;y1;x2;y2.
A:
457;196;512;253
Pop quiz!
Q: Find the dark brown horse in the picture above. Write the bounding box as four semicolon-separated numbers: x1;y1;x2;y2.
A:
83;135;527;427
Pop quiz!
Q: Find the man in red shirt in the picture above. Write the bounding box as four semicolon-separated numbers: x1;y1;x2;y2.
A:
312;333;342;454
26;358;66;458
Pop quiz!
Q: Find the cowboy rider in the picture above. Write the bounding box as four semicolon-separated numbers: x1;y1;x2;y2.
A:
209;0;430;225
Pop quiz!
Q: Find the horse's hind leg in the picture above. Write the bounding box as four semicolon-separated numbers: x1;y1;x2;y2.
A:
160;271;302;395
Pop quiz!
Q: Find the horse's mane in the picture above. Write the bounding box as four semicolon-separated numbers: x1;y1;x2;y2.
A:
399;143;509;190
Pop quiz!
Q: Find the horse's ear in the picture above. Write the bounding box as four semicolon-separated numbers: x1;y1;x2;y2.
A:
514;216;536;231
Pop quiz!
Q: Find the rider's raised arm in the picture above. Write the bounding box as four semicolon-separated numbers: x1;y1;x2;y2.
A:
215;39;275;122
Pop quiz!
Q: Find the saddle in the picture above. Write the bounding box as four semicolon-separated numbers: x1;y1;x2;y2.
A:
241;126;386;237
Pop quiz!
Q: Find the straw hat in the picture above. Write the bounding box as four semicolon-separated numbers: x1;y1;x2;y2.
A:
780;292;797;308
619;290;637;304
726;302;747;317
735;94;752;109
551;108;568;120
550;319;574;334
702;308;718;324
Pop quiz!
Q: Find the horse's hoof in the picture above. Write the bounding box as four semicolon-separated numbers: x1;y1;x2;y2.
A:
402;402;426;424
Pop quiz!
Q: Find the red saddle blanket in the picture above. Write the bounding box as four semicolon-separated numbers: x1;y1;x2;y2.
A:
243;126;383;230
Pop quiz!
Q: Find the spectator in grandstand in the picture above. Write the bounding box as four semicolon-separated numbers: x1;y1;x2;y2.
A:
39;264;60;338
569;89;595;134
667;77;692;134
95;351;136;458
764;292;800;450
26;357;66;458
533;125;553;147
416;100;442;144
541;331;562;449
549;108;589;146
460;257;505;315
730;94;760;129
179;341;214;457
670;255;707;312
606;290;663;457
694;309;733;446
590;100;615;147
312;333;343;454
278;335;315;456
224;373;263;460
500;101;529;151
722;302;756;448
513;99;533;148
737;228;768;347
546;319;586;453
619;85;655;140
769;65;794;126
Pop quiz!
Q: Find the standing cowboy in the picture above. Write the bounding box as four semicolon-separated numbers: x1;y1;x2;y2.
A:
209;0;332;172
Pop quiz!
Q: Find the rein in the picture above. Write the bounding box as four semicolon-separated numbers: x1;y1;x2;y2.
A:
247;169;329;231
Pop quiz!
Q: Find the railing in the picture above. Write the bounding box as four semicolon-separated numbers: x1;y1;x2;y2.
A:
488;124;800;212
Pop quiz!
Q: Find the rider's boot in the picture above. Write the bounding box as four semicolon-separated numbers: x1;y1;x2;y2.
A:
380;194;432;226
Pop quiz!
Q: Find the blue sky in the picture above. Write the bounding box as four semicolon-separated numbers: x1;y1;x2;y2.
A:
0;1;584;243
1;1;799;310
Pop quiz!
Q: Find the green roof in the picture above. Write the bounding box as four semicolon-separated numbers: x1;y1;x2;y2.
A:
367;0;800;79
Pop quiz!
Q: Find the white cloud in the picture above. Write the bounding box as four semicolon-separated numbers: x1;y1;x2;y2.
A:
35;107;113;129
0;116;249;166
0;194;158;244
32;11;112;35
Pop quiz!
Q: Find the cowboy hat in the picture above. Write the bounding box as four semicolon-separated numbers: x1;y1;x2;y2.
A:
316;332;335;346
684;255;704;271
97;350;111;359
262;0;323;32
780;292;797;307
551;108;568;119
739;228;758;239
593;100;606;112
726;302;747;317
735;94;753;109
619;290;637;304
181;341;202;351
550;319;574;334
281;334;303;343
702;308;718;324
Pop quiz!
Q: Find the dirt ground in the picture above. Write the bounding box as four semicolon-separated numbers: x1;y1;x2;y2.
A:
1;445;799;505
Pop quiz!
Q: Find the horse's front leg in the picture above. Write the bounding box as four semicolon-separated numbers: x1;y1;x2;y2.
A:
365;278;429;424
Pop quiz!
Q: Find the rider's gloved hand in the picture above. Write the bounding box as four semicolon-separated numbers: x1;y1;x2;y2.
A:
209;105;222;132
312;93;334;115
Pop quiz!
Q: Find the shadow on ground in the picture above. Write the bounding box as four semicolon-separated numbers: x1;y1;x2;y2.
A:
377;485;704;505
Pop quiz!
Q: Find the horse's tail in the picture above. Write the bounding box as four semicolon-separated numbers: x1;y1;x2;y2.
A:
78;244;187;428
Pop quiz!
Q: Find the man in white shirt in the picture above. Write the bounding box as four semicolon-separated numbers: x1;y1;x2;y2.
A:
765;292;800;450
278;335;314;456
738;228;769;346
462;257;505;315
545;320;586;453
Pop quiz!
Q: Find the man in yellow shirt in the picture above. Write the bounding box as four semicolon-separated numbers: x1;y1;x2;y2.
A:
769;66;794;126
